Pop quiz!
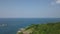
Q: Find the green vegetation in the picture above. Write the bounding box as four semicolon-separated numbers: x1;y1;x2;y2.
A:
17;22;60;34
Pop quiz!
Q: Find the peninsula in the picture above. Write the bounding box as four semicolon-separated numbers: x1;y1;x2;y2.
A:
17;22;60;34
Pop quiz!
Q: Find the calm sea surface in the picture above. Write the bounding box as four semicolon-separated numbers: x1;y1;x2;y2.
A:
0;18;60;34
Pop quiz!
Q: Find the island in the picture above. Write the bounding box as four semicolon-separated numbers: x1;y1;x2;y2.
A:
0;24;7;27
17;22;60;34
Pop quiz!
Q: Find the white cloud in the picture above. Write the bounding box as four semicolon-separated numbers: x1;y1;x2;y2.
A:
51;0;60;5
56;0;60;4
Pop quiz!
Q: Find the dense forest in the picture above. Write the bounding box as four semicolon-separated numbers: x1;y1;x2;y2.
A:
17;22;60;34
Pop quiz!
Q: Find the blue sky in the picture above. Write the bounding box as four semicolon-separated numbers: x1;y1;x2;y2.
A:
0;0;60;18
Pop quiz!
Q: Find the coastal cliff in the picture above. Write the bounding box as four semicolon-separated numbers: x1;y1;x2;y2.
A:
17;22;60;34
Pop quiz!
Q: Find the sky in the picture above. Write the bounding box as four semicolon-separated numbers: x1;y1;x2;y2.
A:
0;0;60;18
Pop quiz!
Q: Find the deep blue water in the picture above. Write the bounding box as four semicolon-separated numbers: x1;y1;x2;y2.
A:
0;18;60;34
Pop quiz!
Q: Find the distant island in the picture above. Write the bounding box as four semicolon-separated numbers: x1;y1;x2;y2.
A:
17;22;60;34
0;24;7;27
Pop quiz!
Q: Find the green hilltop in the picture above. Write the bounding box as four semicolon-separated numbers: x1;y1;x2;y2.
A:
17;22;60;34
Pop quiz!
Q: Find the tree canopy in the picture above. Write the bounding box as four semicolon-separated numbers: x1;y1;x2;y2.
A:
17;22;60;34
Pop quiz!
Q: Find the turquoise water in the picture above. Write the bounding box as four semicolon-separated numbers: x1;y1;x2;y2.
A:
0;18;60;34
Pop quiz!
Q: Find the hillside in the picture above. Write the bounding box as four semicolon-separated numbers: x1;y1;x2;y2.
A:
17;22;60;34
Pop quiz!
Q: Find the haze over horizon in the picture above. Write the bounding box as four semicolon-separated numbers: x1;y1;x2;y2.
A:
0;0;60;18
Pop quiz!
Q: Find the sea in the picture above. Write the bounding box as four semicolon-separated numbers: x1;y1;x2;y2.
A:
0;18;60;34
